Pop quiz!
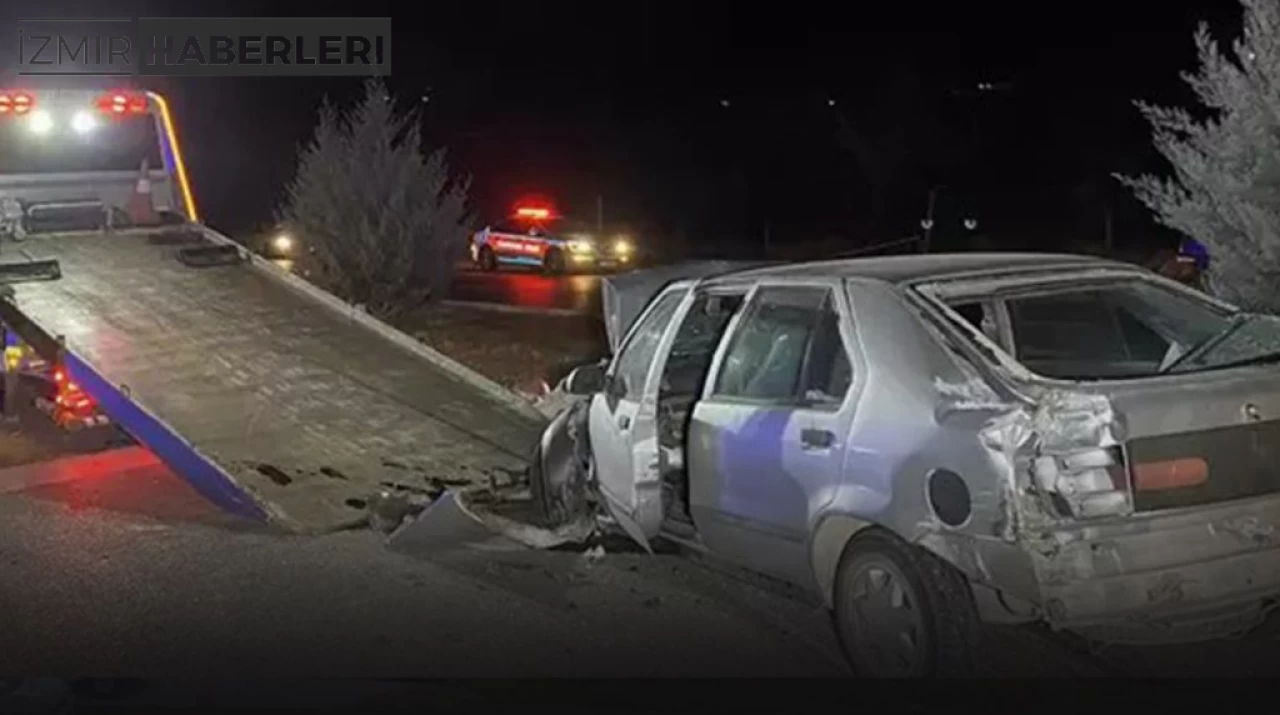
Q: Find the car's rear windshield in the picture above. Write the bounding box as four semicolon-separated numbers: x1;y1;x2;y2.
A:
0;112;163;175
946;279;1280;380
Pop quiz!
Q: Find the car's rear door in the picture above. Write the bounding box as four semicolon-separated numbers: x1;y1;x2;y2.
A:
685;278;860;586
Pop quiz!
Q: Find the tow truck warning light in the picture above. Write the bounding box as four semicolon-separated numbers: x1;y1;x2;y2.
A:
95;92;148;116
0;91;34;115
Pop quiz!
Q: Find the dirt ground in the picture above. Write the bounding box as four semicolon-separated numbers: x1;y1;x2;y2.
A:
398;303;608;397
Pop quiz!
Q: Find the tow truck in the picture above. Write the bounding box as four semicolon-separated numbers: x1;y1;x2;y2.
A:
0;85;544;531
470;204;636;274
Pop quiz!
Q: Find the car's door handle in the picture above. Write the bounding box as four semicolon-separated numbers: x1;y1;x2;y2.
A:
618;415;631;430
800;428;835;450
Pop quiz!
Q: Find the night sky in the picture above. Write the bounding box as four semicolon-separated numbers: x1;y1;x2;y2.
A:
2;0;1246;257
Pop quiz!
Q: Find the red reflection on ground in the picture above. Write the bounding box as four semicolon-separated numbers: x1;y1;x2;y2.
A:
509;275;561;309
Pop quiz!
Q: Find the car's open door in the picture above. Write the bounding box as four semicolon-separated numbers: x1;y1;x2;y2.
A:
588;281;694;550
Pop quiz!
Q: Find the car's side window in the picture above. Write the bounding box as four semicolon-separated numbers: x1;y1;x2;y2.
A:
610;290;686;403
712;286;849;404
1005;289;1180;378
799;295;852;407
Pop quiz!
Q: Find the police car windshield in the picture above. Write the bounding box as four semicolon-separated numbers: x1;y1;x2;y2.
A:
491;217;594;237
492;221;546;235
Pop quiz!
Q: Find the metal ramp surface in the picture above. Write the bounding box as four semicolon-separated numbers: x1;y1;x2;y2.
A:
2;230;544;532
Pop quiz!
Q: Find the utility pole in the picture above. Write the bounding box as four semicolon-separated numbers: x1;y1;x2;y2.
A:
921;186;939;254
1103;202;1114;256
596;195;604;234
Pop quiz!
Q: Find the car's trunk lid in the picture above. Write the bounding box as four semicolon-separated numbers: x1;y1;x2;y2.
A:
1102;366;1280;512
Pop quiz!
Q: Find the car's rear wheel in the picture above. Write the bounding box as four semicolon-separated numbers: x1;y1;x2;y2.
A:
543;248;565;275
832;529;980;677
478;246;497;272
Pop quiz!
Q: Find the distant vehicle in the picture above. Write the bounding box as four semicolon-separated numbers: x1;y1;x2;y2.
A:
251;224;300;260
535;253;1280;676
470;206;636;274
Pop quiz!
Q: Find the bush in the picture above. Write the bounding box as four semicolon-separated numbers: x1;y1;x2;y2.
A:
1118;0;1280;311
279;78;471;319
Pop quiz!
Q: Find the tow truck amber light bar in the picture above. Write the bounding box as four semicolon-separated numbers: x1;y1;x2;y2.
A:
0;91;35;115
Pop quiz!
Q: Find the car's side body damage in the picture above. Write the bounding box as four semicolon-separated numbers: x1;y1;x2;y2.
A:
535;254;1280;647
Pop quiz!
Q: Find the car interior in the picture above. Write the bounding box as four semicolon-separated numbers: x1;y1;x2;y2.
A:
656;291;744;524
653;287;853;526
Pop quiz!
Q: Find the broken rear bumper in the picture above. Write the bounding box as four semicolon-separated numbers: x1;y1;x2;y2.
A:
1033;493;1280;639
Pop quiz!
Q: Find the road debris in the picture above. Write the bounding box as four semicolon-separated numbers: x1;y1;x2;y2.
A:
368;490;416;534
581;544;606;565
388;488;597;555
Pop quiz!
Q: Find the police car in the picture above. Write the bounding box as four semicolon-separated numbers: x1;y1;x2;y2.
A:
470;206;635;274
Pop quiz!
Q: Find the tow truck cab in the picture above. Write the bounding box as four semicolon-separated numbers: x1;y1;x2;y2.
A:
0;88;196;232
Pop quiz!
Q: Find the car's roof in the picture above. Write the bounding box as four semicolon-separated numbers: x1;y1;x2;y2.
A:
711;252;1131;285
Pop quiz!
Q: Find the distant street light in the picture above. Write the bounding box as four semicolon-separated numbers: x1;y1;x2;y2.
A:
719;98;730;108
827;98;836;107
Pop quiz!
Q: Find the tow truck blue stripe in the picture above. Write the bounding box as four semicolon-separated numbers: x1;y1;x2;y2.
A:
62;352;269;521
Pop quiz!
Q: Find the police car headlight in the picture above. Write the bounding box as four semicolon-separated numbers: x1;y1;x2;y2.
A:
568;240;595;254
614;238;633;255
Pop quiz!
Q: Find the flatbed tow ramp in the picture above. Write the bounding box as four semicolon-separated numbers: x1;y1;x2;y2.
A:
0;226;545;532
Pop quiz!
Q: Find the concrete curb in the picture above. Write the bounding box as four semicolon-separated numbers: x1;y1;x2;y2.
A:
199;227;548;425
439;299;592;317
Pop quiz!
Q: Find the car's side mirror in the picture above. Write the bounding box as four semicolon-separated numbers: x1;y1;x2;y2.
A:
564;363;607;395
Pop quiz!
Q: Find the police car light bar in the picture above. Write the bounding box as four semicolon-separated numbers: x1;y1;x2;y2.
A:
516;207;551;220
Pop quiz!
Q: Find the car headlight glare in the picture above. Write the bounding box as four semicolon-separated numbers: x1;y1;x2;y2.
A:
71;110;97;135
28;109;53;135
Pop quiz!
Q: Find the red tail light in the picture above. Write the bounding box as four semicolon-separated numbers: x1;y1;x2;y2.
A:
96;91;148;117
51;366;95;412
1132;458;1209;491
0;91;35;116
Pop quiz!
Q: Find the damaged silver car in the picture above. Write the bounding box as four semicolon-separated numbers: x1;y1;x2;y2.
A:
532;253;1280;676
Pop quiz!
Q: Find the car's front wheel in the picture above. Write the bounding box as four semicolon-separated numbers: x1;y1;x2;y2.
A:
543;248;565;275
832;529;980;677
478;246;497;272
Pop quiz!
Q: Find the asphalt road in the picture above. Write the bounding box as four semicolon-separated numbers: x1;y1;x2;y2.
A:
0;464;850;679
449;265;604;314
10;455;1280;689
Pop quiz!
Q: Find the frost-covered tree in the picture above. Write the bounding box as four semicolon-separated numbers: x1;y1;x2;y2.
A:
279;78;471;319
1118;0;1280;312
